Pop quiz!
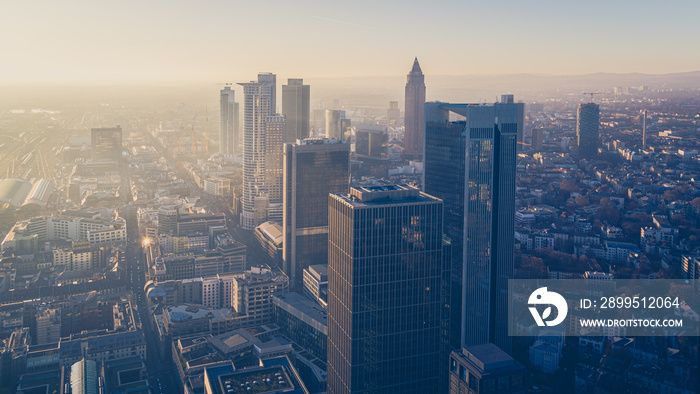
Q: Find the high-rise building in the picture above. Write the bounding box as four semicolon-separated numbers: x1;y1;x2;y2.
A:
531;128;544;151
91;126;122;161
325;109;346;140
387;100;400;125
642;109;647;149
500;95;525;151
424;101;519;353
282;78;310;143
283;138;349;287
354;124;386;158
576;102;600;159
328;185;445;393
448;344;526;394
264;114;285;203
220;86;240;155
239;73;284;230
404;58;426;159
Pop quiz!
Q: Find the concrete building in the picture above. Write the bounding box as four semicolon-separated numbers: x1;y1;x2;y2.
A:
577;102;600;159
282;78;310;143
91;126;122;161
302;264;328;307
232;265;289;327
448;344;526;394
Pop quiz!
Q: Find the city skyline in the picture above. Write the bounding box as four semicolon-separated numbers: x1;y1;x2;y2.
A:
1;2;700;392
2;1;700;85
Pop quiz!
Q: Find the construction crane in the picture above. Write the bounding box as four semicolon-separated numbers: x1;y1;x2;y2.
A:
582;92;601;103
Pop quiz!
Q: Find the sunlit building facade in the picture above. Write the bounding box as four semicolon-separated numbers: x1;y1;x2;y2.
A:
239;73;283;230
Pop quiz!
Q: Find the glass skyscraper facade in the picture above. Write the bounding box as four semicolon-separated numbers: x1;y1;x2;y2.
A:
327;185;446;394
283;138;349;287
424;102;518;353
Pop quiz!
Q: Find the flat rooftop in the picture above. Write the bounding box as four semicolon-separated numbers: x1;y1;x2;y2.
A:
334;184;439;206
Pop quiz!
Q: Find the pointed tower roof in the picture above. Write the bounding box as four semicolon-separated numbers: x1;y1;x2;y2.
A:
410;57;422;74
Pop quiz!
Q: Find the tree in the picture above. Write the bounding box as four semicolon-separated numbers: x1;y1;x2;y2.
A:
560;179;578;193
575;195;590;207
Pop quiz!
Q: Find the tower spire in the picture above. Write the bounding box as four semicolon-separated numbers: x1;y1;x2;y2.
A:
410;57;422;74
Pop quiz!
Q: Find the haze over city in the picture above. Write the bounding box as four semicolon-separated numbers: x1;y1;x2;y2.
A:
2;0;700;85
1;2;700;394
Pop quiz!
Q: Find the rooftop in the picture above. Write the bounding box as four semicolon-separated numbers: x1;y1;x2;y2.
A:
334;184;439;206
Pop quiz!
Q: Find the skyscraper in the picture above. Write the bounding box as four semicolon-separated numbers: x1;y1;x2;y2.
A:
220;86;239;155
239;73;283;230
576;102;600;159
327;185;445;393
264;114;285;204
424;101;519;353
642;109;647;149
531;128;544;151
282;78;310;143
283;138;349;287
500;94;525;151
325;109;346;140
91;126;122;161
404;57;426;159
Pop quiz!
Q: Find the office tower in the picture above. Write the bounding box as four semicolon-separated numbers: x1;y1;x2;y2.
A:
239;73;282;230
91;126;122;161
424;101;519;352
283;139;349;287
264;114;285;203
448;344;526;394
642;109;647;149
404;57;426;159
328;185;445;393
282;78;310;143
325;109;346;139
220;86;239;155
387;101;400;125
500;95;525;151
354;124;386;157
531;128;544;151
576;102;600;159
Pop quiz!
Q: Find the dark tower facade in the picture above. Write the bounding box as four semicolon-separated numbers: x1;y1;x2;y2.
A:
327;185;445;393
404;58;426;159
283;138;349;287
576;102;600;159
424;102;519;353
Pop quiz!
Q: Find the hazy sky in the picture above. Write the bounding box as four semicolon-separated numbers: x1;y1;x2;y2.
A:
2;0;699;84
